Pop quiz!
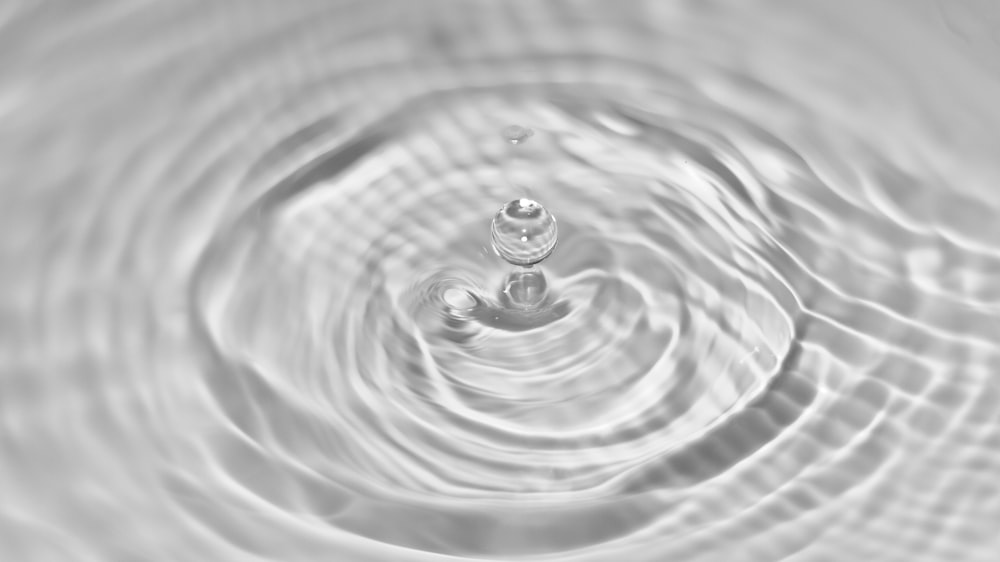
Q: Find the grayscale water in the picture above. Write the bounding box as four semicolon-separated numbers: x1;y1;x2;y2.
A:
2;1;1000;561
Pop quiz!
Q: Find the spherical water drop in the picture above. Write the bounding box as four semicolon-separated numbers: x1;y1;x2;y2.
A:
491;199;557;266
501;124;534;145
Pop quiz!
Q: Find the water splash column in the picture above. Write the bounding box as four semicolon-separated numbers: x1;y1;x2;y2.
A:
491;198;557;308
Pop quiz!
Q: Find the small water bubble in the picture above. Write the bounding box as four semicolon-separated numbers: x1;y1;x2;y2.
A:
501;124;534;145
443;288;475;309
491;199;558;267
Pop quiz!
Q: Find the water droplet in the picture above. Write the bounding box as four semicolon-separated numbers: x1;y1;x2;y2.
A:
491;199;557;266
501;124;534;145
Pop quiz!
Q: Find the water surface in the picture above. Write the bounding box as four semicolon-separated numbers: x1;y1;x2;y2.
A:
2;1;1000;561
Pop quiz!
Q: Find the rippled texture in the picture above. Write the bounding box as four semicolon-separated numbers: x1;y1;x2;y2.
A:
3;1;1000;561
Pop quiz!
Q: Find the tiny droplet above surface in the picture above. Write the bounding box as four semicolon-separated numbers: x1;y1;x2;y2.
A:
501;125;534;145
491;199;558;266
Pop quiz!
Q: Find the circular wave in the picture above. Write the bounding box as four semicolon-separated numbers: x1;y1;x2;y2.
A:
2;1;1000;561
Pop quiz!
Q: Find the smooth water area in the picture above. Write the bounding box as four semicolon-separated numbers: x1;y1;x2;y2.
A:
2;1;1000;561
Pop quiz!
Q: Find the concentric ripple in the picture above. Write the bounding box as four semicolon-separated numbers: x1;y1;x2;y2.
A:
3;1;1000;561
193;89;795;505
